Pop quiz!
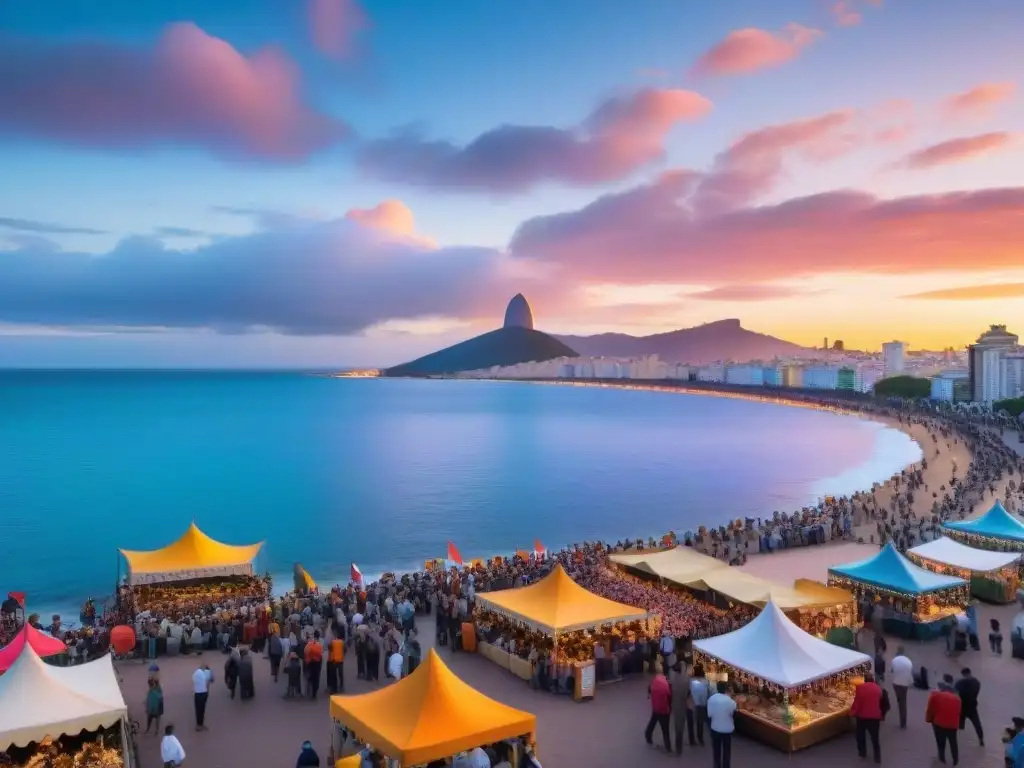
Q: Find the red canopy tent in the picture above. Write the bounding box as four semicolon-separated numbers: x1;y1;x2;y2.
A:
0;624;66;673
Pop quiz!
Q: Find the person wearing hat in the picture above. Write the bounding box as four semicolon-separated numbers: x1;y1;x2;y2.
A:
295;740;320;767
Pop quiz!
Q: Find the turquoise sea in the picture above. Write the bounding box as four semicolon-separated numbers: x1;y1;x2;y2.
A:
0;372;922;619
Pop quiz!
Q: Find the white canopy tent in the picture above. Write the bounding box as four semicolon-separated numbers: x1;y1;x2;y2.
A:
693;600;871;688
908;537;1021;573
0;646;129;756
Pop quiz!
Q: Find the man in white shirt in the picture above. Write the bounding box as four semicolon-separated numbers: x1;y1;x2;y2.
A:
659;632;675;673
191;664;213;731
160;724;186;767
706;681;736;768
890;645;913;729
387;651;403;680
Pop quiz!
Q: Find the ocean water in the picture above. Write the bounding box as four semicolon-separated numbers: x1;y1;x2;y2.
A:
0;372;922;618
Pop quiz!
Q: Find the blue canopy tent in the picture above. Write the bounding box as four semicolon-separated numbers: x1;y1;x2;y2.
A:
943;500;1024;552
827;543;969;640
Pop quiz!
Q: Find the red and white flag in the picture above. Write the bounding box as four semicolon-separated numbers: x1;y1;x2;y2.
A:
447;540;463;565
350;562;363;585
533;539;545;556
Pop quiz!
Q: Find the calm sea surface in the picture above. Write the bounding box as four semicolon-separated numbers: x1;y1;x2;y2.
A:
0;372;921;618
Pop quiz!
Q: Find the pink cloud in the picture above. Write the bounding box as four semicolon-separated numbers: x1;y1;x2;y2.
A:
358;88;711;193
900;132;1017;169
308;0;368;59
509;173;1024;285
943;82;1016;117
691;24;823;77
0;23;347;161
903;283;1024;301
692;110;856;213
831;2;862;26
344;200;436;247
688;285;815;301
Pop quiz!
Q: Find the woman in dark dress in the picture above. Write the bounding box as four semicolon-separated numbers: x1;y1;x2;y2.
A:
238;648;255;699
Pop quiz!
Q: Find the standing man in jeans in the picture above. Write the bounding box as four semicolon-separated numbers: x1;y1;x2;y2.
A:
706;681;736;768
689;665;710;746
890;646;913;729
850;672;883;763
644;672;672;751
191;663;213;731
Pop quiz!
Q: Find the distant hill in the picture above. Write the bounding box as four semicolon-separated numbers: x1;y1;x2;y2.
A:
556;319;811;365
385;326;578;377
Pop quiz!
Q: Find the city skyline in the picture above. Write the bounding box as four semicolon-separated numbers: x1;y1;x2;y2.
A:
1;0;1023;367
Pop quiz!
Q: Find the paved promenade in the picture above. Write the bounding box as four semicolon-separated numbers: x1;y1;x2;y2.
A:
122;592;1019;767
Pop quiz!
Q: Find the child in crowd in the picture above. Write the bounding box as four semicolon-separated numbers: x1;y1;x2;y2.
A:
990;618;1004;655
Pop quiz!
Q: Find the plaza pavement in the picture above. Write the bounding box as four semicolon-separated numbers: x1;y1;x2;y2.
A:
122;576;1019;768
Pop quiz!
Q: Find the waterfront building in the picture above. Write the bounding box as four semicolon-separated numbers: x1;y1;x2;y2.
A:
781;365;804;388
968;324;1019;402
803;365;841;390
697;364;725;383
837;367;856;391
882;341;905;376
725;364;765;387
762;365;783;387
930;370;968;402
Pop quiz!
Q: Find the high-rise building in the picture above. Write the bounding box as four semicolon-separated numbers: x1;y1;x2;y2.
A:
968;324;1019;402
882;341;905;376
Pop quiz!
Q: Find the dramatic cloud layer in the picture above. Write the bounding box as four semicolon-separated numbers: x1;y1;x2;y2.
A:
343;199;436;247
357;88;711;193
0;216;107;236
0;23;347;161
831;2;862;27
0;211;532;335
688;285;813;301
692;110;855;214
308;0;368;59
509;173;1024;285
900;132;1017;169
904;283;1024;301
943;82;1016;117
691;25;822;77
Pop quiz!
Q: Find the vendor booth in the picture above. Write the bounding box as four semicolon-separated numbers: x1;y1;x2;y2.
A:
692;600;871;752
329;649;536;767
119;523;268;617
0;646;135;768
0;625;67;673
474;564;650;695
120;522;263;585
609;546;727;588
610;548;855;636
908;537;1022;603
827;543;969;639
942;500;1024;552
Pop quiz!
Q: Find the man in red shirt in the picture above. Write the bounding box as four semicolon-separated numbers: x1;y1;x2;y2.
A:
925;673;962;766
850;672;883;763
645;673;672;751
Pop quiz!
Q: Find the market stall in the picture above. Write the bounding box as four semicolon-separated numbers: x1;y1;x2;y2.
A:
0;646;134;768
119;523;268;616
908;537;1021;603
942;500;1024;553
329;649;536;767
609;546;728;588
474;564;651;696
827;542;968;639
0;625;67;673
692;600;872;752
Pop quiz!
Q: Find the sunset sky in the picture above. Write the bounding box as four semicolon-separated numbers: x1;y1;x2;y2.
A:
1;0;1023;367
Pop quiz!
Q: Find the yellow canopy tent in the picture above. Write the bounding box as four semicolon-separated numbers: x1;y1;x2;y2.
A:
702;570;847;610
335;756;362;768
120;522;263;585
609;546;728;589
329;649;535;767
474;563;647;634
793;578;854;604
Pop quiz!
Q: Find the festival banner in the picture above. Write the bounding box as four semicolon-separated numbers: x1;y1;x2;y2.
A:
350;562;363;585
